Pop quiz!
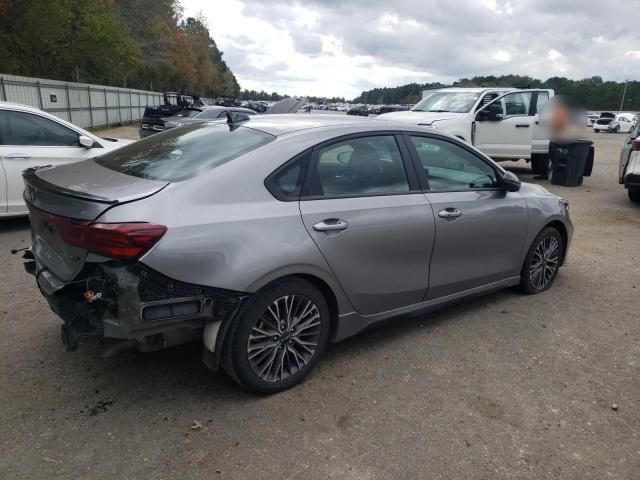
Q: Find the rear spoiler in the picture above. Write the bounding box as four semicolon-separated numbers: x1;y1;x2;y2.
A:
23;167;117;204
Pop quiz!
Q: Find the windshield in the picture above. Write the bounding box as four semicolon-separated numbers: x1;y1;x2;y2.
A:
412;92;481;113
194;109;224;120
96;123;274;182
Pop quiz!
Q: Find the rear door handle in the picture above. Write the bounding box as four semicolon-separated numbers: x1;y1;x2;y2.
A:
515;124;530;128
438;208;462;219
313;219;349;232
4;153;31;159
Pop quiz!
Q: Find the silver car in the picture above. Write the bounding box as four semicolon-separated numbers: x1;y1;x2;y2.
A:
618;122;640;202
23;114;572;393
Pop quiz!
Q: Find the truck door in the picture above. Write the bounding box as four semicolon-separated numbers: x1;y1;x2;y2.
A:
472;90;537;160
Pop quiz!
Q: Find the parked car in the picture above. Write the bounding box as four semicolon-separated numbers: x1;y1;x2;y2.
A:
592;112;616;132
0;102;133;218
587;113;600;126
618;122;640;202
23;114;572;393
378;87;555;175
377;104;410;115
162;106;256;131
607;113;636;133
139;92;205;138
347;105;369;116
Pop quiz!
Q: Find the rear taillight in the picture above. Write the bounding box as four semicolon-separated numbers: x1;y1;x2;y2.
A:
27;203;166;260
630;138;640;151
66;222;167;260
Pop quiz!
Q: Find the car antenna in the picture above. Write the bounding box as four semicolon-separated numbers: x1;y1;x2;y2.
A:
226;111;251;131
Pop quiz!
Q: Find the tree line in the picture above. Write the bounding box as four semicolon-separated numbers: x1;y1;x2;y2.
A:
0;0;240;97
353;75;639;111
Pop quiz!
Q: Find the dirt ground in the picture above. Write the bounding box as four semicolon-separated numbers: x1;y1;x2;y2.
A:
1;127;638;479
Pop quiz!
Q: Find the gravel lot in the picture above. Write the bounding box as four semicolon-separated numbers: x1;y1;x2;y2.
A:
1;126;638;479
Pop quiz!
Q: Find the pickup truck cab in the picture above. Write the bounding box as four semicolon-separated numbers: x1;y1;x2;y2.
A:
378;87;554;173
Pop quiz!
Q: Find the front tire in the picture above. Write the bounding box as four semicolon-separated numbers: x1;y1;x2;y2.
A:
519;227;564;294
531;154;551;178
629;190;640;203
224;279;331;394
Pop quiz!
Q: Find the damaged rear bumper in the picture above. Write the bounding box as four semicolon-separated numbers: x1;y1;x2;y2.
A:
26;258;247;354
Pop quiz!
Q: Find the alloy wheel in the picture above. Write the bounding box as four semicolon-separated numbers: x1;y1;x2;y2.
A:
529;236;560;290
247;295;322;383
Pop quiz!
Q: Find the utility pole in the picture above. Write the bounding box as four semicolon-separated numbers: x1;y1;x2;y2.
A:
619;79;629;113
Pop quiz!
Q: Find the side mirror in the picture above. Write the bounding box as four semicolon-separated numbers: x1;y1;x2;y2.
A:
478;103;503;121
499;170;521;192
78;135;95;148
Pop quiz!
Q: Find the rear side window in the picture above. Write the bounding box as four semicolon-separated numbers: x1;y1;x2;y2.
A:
0;110;80;146
96;123;274;182
307;135;409;197
265;151;310;201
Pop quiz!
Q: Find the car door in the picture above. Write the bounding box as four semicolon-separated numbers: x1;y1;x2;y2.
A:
0;109;99;213
620;123;640;183
405;134;528;299
472;90;537;159
299;133;435;315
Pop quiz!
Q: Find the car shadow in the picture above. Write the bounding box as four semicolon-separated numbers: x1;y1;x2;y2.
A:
63;287;518;402
0;216;30;233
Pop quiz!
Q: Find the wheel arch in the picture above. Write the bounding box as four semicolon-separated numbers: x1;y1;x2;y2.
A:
542;220;569;265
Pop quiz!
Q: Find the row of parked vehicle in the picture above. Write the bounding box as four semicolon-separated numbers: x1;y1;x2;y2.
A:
0;84;635;393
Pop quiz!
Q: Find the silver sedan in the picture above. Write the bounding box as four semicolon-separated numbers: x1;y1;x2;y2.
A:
23;114;572;393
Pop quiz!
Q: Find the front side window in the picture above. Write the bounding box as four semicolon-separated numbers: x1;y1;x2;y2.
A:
0;110;80;146
410;136;497;191
412;92;481;113
308;135;409;197
96;123;274;182
497;92;533;118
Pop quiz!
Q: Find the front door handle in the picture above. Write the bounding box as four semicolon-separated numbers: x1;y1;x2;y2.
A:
515;124;530;128
313;219;349;232
438;208;462;219
4;153;31;159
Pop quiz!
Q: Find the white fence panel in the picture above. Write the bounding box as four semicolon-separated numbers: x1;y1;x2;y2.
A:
0;73;163;129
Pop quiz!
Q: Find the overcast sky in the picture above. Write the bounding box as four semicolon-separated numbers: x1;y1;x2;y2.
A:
184;0;639;99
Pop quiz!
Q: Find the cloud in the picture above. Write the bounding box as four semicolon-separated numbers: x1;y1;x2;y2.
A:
184;0;639;98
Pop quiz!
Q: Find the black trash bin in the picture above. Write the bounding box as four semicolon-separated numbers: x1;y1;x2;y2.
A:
549;139;594;186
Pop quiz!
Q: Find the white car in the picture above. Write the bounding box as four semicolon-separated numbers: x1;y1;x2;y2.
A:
0;102;134;218
378;87;554;175
592;113;615;132
608;113;636;133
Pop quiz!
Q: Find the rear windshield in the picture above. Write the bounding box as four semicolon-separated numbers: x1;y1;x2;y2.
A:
96;123;274;181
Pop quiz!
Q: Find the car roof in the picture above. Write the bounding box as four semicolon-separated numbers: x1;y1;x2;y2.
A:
0;101;46;113
200;106;255;113
239;113;443;136
432;87;515;93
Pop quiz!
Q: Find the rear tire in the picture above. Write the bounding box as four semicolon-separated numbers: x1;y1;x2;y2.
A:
629;190;640;203
519;227;564;294
224;279;331;394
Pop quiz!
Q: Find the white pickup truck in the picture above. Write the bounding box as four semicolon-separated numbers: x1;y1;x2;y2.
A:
378;87;554;174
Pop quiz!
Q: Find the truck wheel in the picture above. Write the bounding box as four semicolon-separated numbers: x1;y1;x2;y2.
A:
629;190;640;203
531;154;550;178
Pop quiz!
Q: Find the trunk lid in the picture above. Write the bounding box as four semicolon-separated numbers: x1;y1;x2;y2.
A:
24;161;168;283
